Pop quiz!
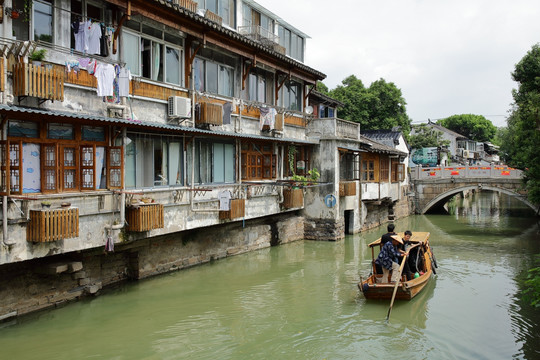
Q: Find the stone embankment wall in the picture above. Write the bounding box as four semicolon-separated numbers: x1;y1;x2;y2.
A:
0;214;304;320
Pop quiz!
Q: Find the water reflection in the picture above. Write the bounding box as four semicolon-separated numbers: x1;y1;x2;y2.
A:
0;193;538;359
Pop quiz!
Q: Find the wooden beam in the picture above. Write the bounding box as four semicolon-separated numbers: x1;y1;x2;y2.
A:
112;1;131;55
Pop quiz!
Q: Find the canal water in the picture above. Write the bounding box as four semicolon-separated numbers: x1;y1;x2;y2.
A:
1;192;539;360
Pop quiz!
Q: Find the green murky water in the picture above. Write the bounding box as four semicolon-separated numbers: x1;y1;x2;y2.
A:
0;192;539;359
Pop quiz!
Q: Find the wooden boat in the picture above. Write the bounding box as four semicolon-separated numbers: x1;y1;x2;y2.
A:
358;231;436;300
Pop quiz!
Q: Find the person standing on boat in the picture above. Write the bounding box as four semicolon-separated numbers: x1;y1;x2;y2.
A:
400;230;415;281
380;224;397;245
375;235;406;283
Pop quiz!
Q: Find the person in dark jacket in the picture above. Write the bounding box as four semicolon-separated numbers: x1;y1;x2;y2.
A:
375;235;406;283
380;223;397;245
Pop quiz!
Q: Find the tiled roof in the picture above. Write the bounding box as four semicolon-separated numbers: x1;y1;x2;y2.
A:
0;104;318;145
151;0;326;80
359;135;408;156
361;130;402;142
426;122;468;139
309;90;344;107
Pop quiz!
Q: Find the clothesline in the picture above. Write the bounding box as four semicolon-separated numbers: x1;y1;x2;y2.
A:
34;0;118;29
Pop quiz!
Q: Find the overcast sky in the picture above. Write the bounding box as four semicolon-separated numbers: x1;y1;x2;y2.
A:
256;0;540;127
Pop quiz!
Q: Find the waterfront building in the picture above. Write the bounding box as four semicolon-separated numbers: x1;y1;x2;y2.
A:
0;0;411;318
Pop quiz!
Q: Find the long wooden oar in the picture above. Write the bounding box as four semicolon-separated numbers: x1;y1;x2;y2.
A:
386;255;407;322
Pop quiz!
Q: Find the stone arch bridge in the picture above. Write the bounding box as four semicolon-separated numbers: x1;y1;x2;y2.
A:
409;165;536;214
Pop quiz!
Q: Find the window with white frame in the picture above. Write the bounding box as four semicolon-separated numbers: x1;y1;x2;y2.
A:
122;20;184;85
196;0;235;27
12;0;54;43
124;134;184;188
248;68;273;103
187;139;235;185
193;48;235;97
278;25;304;62
70;0;107;49
279;79;302;111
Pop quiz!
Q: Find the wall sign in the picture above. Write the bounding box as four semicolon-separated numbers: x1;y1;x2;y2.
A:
324;194;336;208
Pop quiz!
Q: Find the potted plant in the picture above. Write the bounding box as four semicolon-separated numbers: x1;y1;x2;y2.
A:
29;49;47;66
10;8;22;19
41;200;51;209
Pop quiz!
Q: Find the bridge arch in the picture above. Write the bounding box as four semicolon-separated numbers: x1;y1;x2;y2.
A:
420;185;537;214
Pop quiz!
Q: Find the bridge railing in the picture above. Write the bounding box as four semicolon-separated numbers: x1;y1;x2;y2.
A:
410;165;523;180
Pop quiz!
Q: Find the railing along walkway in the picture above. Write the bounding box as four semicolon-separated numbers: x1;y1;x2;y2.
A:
410;165;522;181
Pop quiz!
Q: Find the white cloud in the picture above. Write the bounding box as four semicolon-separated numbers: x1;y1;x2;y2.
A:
256;0;540;127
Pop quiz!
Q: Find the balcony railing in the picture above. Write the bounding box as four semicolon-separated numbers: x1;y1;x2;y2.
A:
219;199;245;220
283;188;304;209
126;204;164;232
12;63;64;103
336;119;360;140
172;0;197;12
239;25;279;44
27;208;79;243
204;10;222;25
197;102;223;126
339;181;357;196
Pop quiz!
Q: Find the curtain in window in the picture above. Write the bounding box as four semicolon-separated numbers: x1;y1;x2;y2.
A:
125;141;136;188
152;42;161;81
123;32;140;76
165;47;180;85
168;142;182;185
22;143;40;193
95;146;106;189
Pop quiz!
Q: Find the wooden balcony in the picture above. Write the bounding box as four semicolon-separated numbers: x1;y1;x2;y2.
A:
219;199;245;220
27;208;79;243
12;63;64;104
204;10;222;25
283;188;304;209
174;0;197;12
197;102;223;126
126;204;164;232
339;181;357;196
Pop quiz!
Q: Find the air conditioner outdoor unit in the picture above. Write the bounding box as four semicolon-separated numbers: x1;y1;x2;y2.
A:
463;150;470;158
168;96;192;118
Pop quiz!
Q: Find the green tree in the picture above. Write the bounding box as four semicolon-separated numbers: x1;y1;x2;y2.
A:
502;44;540;308
408;124;450;149
316;81;329;95
436;114;497;142
328;75;411;133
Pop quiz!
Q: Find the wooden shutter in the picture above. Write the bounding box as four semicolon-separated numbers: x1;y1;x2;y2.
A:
80;145;95;190
60;145;79;191
0;141;7;195
107;146;123;189
41;143;58;193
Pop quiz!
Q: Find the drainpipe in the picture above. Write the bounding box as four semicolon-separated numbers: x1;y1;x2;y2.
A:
278;145;285;204
2;117;9;245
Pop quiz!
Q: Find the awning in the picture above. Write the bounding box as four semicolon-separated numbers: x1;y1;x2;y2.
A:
0;104;319;145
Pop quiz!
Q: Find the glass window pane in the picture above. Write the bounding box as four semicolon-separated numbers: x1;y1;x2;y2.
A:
48;123;74;140
218;66;233;97
34;0;53;43
165;46;180;85
224;143;234;183
257;75;266;103
123;32;140;76
248;72;257;101
153;42;163;81
194;58;205;92
213;143;224;183
168;141;182;185
8;120;38;138
207;62;218;94
82;126;105;141
125;140;136;188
